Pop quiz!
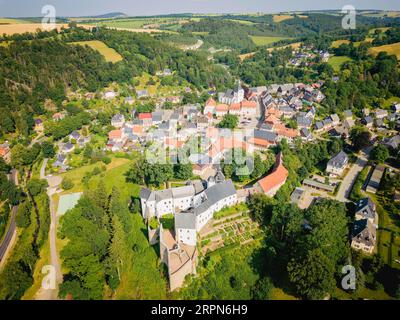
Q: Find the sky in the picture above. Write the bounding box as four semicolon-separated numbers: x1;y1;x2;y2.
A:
1;0;400;18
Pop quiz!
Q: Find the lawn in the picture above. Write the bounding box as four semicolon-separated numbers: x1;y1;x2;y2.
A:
68;40;123;63
250;36;291;46
58;156;139;203
369;42;400;60
328;55;353;72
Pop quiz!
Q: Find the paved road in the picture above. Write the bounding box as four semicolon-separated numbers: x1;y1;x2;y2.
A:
35;159;62;300
335;149;371;202
0;169;19;265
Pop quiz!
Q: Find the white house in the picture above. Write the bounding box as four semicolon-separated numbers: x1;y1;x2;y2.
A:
326;151;349;176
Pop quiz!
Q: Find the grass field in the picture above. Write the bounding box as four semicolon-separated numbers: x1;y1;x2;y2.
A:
331;39;351;48
68;40;123;63
328;55;352;72
250;36;291;46
369;42;400;60
227;19;255;25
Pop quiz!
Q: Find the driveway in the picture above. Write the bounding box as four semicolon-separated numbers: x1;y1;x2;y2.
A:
335;149;370;202
35;159;62;300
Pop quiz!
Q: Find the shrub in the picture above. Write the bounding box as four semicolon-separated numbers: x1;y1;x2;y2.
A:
61;178;74;190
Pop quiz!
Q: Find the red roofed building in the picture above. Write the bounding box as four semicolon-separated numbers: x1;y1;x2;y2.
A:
215;104;229;117
240;100;257;116
204;98;217;115
256;152;288;197
229;103;241;115
138;113;152;126
108;129;123;141
275;123;299;140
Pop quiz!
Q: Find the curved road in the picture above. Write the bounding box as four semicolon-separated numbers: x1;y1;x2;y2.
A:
0;169;19;265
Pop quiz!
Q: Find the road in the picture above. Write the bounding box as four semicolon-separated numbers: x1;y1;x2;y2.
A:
35;159;62;300
0;169;19;266
335;149;371;202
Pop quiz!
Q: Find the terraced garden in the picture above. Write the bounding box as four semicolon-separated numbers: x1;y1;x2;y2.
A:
200;209;263;254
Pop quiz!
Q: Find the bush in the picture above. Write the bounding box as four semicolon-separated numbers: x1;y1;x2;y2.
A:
27;178;48;196
61;177;74;190
16;201;32;228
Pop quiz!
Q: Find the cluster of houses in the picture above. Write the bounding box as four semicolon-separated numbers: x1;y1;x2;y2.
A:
53;130;91;171
362;105;400;130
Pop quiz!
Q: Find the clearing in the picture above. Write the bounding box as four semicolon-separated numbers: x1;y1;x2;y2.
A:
68;40;123;63
328;55;352;72
250;36;291;46
369;42;400;60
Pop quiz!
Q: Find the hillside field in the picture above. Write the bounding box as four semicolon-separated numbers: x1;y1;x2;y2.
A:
369;42;400;60
68;40;123;63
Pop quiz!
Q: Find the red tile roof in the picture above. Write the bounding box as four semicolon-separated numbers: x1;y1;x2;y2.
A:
241;100;257;109
108;130;122;140
257;152;288;194
205;97;217;107
138;113;152;120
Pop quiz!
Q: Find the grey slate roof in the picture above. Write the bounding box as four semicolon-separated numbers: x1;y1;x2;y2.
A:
352;219;376;247
328;151;348;169
194;180;236;216
355;198;376;220
175;211;196;230
253;130;277;142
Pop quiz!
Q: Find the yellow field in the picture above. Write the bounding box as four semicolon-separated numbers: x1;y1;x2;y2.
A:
369;42;400;60
273;15;293;23
0;18;33;24
239;52;255;61
0;23;69;35
331;39;351;48
68;40;123;63
267;42;302;52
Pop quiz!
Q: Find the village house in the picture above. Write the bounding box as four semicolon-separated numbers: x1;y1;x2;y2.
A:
136;89;149;99
52;112;66;121
204;98;217;115
240;100;257;116
34;118;44;133
103;90;117;100
69;130;81;141
343;110;353;120
247;130;277;150
111;113;125;128
0;142;11;163
375;109;388;119
61;142;75;154
124;96;134;105
218;82;244;105
138;113;153;127
362;116;374;128
326;151;348;176
215;104;229;117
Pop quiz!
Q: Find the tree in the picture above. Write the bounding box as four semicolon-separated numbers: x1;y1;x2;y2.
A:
350;127;371;151
288;249;336;300
250;154;267;179
270;204;304;243
16;201;32;228
0;158;10;174
27;178;48;196
251;277;273;300
0;261;33;300
174;163;193;180
41;141;55;158
247;193;274;226
218;114;239;129
61;177;74;190
371;144;389;164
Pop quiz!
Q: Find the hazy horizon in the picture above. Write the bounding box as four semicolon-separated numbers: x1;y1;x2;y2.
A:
1;0;400;18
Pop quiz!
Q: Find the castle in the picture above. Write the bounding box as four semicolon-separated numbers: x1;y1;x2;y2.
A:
140;171;238;290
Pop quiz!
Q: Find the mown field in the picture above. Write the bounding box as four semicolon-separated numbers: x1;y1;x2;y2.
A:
0;23;68;35
250;35;291;46
68;40;123;63
369;42;400;60
328;55;353;72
